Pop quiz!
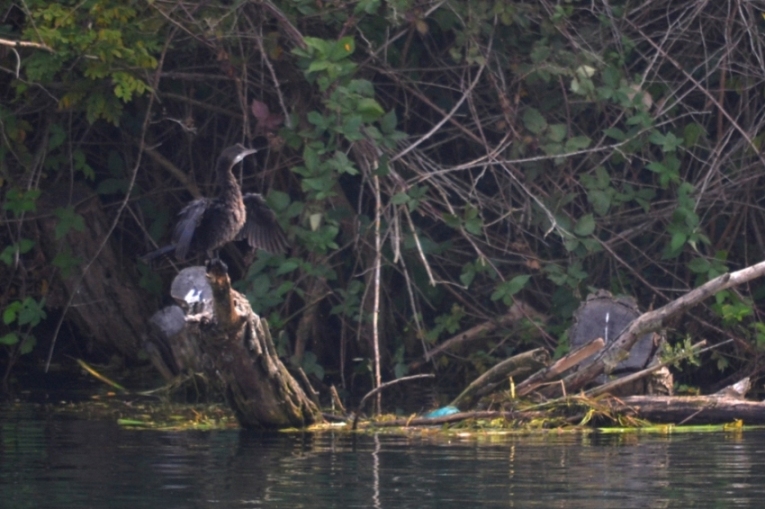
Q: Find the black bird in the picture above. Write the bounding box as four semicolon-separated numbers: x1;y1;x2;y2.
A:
142;144;288;263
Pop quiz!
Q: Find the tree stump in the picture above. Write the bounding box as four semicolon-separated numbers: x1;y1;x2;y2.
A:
568;290;671;395
149;261;322;429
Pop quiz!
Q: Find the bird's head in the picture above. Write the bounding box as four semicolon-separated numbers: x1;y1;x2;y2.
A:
221;143;259;167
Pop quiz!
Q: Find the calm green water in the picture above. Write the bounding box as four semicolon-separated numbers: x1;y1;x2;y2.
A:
2;405;765;508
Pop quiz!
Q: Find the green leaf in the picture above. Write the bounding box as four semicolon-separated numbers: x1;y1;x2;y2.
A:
307;60;332;74
394;362;408;379
267;191;291;211
380;109;398;134
683;123;706;147
303;175;334;193
547;124;567;142
0;239;35;266
464;216;482;235
341;115;364;140
670;232;688;253
3;302;20;325
48;123;66;150
646;161;665;174
275;281;295;296
443;212;462;229
307;111;328;129
354;0;381;14
491;275;531;304
391;192;410;205
565;135;591;151
574;214;596;236
505;274;531;295
0;332;19;346
303;146;320;172
249;273;272;298
299;351;325;380
331;151;358;175
563;237;580;252
603;127;625;141
530;44;550;63
286;200;304;218
52;250;80;278
357;98;385;121
54;207;85;240
303;37;330;56
687;257;711;274
330;37;355;61
275;260;300;275
588;189;612;216
522;108;547;134
19;335;37;355
650;130;683;152
18;297;46;327
602;65;621;88
580;238;602;253
460;263;476;288
3;188;40;216
375;155;389;177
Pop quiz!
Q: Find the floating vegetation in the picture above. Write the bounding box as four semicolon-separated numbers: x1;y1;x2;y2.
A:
52;396;238;431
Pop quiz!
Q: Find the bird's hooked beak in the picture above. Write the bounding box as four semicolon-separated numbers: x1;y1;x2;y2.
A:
231;144;259;165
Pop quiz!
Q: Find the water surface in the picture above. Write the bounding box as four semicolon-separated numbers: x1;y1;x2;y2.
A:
2;405;764;508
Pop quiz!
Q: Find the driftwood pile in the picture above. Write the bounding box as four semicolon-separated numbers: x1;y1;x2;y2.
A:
146;260;765;429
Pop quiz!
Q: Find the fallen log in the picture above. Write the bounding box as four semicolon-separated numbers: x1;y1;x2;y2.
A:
612;395;765;425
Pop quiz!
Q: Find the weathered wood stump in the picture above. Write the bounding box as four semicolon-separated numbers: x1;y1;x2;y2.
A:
147;261;322;429
569;290;657;376
568;290;671;395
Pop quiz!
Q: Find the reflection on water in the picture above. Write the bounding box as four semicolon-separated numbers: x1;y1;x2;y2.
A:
2;404;765;508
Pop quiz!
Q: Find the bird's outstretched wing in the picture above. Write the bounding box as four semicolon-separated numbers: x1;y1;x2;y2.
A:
173;198;210;261
237;193;289;254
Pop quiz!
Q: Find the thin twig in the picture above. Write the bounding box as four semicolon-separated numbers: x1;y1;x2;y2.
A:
0;37;53;52
372;172;383;415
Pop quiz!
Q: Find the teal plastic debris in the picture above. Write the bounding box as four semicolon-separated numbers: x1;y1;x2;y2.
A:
423;406;460;418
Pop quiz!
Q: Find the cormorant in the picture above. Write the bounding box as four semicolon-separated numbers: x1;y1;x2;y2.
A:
142;144;288;263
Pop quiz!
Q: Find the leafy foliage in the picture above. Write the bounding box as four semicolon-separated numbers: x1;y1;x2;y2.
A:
20;0;159;124
4;0;765;395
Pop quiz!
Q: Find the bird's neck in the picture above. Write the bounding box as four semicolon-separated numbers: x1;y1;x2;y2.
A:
217;165;243;204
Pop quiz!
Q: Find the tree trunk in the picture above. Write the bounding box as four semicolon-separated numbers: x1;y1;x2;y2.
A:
184;260;322;429
38;184;153;358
